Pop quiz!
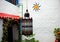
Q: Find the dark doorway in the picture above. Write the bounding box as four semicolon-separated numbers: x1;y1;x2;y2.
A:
7;26;13;42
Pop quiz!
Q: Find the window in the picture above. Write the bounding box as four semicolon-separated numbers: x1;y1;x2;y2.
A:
5;0;18;5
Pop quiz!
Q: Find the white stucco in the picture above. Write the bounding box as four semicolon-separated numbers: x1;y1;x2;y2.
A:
0;0;22;16
0;0;60;42
0;19;3;42
21;0;60;42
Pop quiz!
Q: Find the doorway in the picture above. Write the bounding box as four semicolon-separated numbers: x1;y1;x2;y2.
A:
13;25;19;42
1;19;20;42
7;26;13;42
7;21;19;42
7;25;19;42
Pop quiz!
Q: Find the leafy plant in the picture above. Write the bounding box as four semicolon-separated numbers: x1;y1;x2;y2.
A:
54;28;60;39
22;34;39;42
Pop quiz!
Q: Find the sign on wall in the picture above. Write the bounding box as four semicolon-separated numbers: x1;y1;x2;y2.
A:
33;3;40;11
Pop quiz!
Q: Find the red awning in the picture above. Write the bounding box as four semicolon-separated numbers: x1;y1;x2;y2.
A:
0;13;20;19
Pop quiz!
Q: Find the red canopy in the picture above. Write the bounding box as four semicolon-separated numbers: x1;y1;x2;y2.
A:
0;13;20;19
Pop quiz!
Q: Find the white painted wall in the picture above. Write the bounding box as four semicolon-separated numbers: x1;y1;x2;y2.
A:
0;0;22;16
0;0;60;42
0;19;3;42
21;0;60;42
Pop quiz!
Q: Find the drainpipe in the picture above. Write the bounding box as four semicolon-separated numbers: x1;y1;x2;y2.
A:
17;0;23;41
18;3;23;18
20;4;23;18
19;4;23;42
18;4;23;42
20;18;22;42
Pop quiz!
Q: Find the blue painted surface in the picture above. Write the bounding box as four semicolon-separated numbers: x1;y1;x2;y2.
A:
5;0;19;5
20;18;22;34
16;0;19;5
5;0;12;3
20;18;22;42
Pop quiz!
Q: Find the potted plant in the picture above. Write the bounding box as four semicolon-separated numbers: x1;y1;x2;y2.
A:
54;28;60;42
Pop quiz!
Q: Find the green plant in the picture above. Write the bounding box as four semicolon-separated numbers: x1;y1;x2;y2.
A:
54;28;60;39
22;34;39;42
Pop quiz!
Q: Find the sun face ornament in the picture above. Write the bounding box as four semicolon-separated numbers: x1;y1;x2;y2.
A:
33;3;40;11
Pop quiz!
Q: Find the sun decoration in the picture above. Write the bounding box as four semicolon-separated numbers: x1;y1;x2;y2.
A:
33;3;40;11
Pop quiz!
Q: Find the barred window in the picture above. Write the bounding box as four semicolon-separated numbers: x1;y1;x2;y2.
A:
5;0;18;5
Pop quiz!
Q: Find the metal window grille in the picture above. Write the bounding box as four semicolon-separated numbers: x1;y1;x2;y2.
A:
5;0;18;5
